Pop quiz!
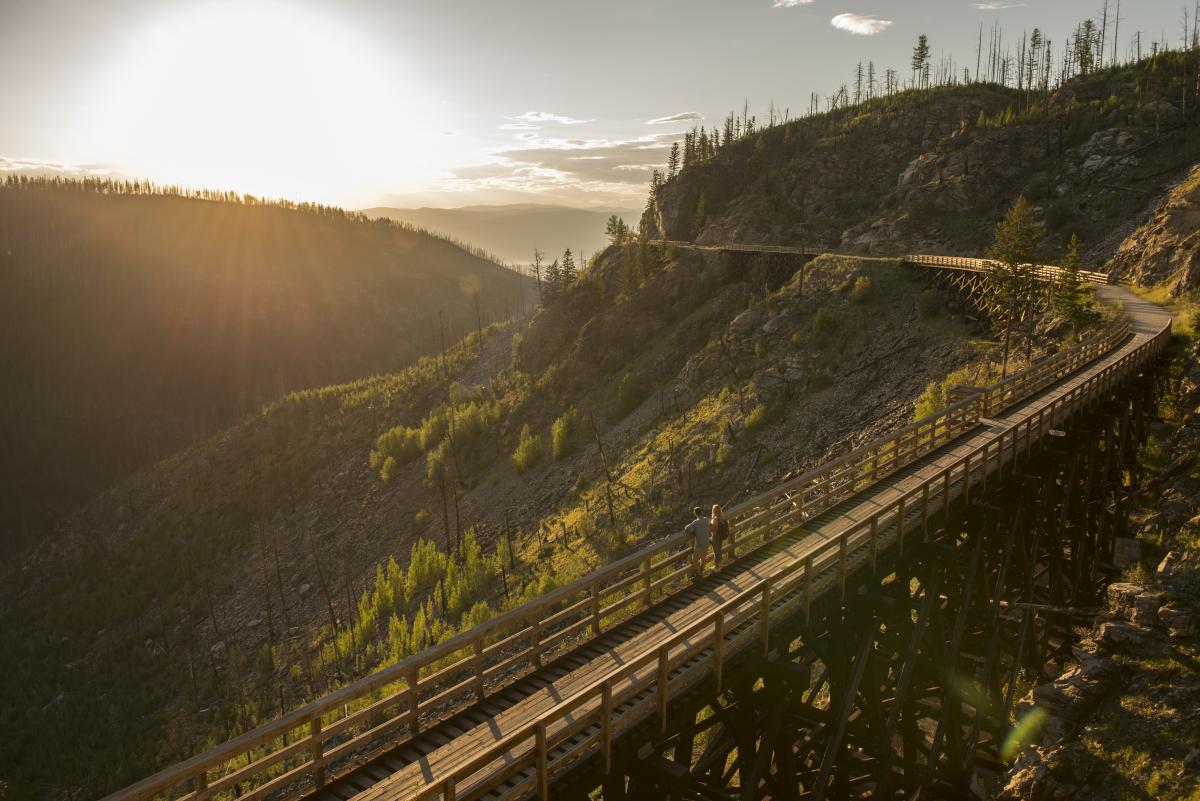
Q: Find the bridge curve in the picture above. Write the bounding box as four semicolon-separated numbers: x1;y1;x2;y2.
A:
103;262;1169;801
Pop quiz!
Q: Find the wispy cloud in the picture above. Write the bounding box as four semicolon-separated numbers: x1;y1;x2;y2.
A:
972;2;1025;8
0;156;117;177
646;111;703;125
499;122;541;131
773;0;815;6
830;12;893;35
509;111;593;125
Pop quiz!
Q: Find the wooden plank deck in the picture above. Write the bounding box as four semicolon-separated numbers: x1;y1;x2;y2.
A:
332;285;1168;801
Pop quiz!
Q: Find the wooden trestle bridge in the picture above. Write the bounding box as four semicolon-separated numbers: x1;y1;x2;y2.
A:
104;246;1171;801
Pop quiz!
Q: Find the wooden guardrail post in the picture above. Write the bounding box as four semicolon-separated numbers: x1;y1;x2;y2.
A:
473;637;485;700
601;682;613;775
194;770;208;799
897;496;907;554
531;614;542;667
443;778;457;801
963;453;971;504
869;517;877;575
590;580;601;635
838;538;848;602
804;556;814;622
921;483;930;537
641;557;652;608
714;612;725;692
657;645;670;737
760;581;772;657
535;721;549;801
408;667;420;737
309;718;325;789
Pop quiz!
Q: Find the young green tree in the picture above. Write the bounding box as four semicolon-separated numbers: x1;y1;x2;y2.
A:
987;196;1045;377
512;424;544;472
667;142;680;178
1052;233;1091;333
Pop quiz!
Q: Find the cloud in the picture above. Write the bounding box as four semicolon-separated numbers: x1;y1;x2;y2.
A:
830;12;893;35
499;122;541;131
773;0;815;6
0;156;117;177
509;111;592;125
972;1;1025;8
646;111;703;125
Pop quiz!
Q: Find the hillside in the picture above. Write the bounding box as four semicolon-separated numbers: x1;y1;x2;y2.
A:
6;54;1199;801
360;204;639;265
0;246;980;800
0;180;532;552
646;51;1200;265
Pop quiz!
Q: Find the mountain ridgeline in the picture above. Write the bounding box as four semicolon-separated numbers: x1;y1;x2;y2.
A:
2;52;1199;801
0;179;532;551
643;49;1200;267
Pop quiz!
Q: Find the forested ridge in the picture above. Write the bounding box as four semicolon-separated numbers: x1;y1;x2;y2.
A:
0;179;531;553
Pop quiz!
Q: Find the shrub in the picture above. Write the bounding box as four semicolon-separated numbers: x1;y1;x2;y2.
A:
373;424;422;475
849;275;875;304
551;407;579;459
746;403;771;430
513;424;544;472
811;307;838;334
380;456;400;482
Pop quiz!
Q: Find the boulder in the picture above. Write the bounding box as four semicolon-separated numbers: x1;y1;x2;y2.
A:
1097;619;1154;651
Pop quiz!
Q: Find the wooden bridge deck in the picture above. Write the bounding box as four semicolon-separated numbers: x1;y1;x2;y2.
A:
313;286;1167;801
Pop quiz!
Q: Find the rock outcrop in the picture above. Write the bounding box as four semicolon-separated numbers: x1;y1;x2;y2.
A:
1106;164;1200;294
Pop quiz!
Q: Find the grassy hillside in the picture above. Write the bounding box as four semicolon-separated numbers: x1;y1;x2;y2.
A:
0;180;532;552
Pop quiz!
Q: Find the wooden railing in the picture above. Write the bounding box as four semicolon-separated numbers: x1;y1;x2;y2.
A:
906;253;1111;285
653;243;1111;285
402;320;1171;801
103;321;1134;801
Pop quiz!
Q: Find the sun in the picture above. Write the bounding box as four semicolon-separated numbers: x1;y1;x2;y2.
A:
82;2;446;204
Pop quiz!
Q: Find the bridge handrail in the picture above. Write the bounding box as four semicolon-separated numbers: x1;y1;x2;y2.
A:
407;312;1170;801
904;253;1111;285
102;319;1131;801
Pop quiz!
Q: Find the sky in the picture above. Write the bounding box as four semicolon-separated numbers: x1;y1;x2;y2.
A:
0;0;1185;210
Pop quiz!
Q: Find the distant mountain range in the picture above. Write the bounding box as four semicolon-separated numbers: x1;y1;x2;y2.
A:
360;204;640;264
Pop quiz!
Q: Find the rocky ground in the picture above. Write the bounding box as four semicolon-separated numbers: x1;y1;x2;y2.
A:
998;336;1200;801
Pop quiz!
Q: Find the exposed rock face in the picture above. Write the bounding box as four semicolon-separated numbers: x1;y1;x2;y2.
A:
1106;164;1200;294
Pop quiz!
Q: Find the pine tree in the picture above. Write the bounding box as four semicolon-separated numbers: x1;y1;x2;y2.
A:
667;142;680;178
560;249;577;287
543;259;562;303
987;196;1045;377
912;34;932;88
605;215;630;245
1052;234;1091;333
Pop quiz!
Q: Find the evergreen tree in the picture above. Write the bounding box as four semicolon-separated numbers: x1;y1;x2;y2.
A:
912;34;931;88
560;248;577;287
605;215;630;245
1052;234;1091;332
543;259;562;303
987;196;1045;377
667;142;680;178
694;191;707;231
